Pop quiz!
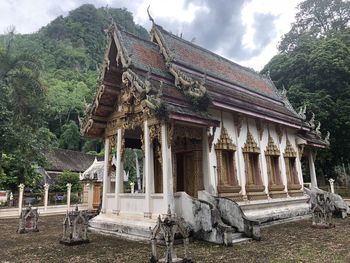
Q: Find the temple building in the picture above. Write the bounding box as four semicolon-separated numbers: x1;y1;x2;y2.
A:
81;19;329;242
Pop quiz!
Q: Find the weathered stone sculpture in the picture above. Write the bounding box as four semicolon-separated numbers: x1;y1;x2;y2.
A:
17;205;39;234
311;193;335;229
150;206;193;263
60;207;89;245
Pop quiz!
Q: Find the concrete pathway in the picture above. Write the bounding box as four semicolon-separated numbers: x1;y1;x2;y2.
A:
0;204;88;218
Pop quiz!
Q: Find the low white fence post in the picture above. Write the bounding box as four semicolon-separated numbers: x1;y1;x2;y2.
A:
44;183;49;212
66;183;72;211
18;184;25;216
329;178;335;194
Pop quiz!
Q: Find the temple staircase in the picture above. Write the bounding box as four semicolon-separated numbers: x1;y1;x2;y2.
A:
174;191;260;245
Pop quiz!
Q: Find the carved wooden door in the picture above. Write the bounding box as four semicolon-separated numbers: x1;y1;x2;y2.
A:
184;152;196;197
93;183;101;209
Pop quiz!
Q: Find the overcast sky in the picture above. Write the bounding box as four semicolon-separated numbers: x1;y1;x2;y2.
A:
0;0;301;70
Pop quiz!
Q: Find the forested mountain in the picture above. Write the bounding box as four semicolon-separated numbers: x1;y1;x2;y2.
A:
2;4;148;152
262;0;350;181
0;4;148;190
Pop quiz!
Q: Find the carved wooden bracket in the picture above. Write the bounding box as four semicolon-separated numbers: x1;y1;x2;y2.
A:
255;119;264;140
233;114;243;137
275;124;284;143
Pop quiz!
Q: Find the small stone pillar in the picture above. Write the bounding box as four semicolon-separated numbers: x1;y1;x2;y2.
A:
329;178;335;194
66;183;72;211
44;183;49;212
18;184;25;216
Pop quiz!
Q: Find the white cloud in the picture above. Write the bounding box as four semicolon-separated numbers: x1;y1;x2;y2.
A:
0;0;302;70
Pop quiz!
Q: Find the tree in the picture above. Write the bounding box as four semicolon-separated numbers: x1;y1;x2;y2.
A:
0;30;56;189
279;0;350;51
59;121;81;150
262;0;350;180
51;170;82;193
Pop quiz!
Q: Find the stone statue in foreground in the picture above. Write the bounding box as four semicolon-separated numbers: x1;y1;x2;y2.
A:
60;206;89;245
150;206;193;263
311;193;335;228
17;205;39;234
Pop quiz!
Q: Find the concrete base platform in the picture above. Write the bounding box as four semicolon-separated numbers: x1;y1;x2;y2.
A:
238;195;311;223
88;212;157;241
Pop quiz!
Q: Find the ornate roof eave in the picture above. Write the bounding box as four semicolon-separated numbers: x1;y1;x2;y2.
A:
150;24;207;98
109;24;132;69
81;24;137;137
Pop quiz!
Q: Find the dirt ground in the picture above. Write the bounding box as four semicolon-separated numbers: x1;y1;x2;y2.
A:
0;215;350;263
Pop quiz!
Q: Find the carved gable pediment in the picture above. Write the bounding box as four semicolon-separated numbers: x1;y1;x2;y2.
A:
242;131;260;153
265;135;280;156
215;127;236;151
284;139;297;158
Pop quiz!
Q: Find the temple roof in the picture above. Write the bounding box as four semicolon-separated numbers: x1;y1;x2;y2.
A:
44;148;102;173
80;158;104;182
155;25;280;99
80;22;329;148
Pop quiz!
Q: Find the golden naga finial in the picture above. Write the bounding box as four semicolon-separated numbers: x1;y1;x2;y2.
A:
147;5;155;25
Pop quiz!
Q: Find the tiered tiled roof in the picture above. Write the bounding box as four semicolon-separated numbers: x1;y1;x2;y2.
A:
81;22;328;147
156;25;280;99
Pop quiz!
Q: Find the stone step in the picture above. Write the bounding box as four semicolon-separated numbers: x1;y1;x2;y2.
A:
232;237;252;244
231;232;244;239
88;214;156;241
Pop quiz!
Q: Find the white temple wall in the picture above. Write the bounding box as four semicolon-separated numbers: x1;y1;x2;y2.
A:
206;109;305;199
288;130;304;186
237;117;248;197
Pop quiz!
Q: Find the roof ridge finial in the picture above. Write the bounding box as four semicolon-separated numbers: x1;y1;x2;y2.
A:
147;5;155;25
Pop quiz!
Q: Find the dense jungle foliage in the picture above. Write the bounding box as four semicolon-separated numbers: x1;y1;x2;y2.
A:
261;0;350;181
0;4;148;190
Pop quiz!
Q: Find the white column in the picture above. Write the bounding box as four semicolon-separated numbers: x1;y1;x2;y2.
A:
66;183;72;211
161;123;174;213
308;150;318;188
144;120;152;217
329;178;335;193
18;184;24;216
101;137;110;213
114;129;122;214
44;183;49;212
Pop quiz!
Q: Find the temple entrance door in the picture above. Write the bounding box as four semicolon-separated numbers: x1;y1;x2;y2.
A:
93;183;101;210
175;151;198;197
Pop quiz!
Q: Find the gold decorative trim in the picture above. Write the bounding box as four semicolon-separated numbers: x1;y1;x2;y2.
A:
167;122;174;148
149;123;162;142
242;131;260;153
174;126;202;141
265;135;280;156
284;139;297;158
151;25;207;99
215;127;236;151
